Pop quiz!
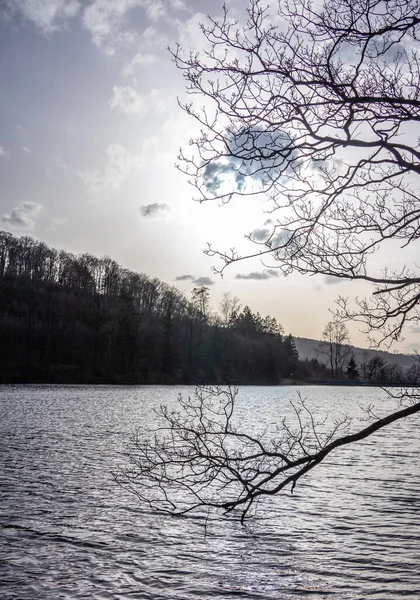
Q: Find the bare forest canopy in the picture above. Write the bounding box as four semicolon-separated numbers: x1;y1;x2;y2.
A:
0;230;416;385
0;230;299;384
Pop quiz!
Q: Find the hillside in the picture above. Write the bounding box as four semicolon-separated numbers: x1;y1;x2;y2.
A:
0;230;301;384
294;337;415;371
1;230;417;385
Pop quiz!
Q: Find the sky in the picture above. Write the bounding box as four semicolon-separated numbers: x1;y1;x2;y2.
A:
0;0;418;353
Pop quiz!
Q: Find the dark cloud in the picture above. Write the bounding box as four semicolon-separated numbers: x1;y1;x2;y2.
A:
250;226;292;247
324;275;342;285
140;202;170;217
174;275;215;286
236;269;279;281
193;276;214;286
175;274;195;281
250;227;270;241
203;128;298;194
1;202;43;229
202;162;236;194
272;230;292;246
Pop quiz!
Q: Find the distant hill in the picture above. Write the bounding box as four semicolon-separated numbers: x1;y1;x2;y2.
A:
294;337;415;370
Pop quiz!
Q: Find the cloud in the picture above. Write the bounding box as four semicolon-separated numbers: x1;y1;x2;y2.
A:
177;12;209;54
169;0;187;8
46;217;68;231
235;269;279;281
80;138;160;195
177;10;242;66
82;0;140;55
249;227;292;249
123;52;159;76
192;276;214;286
174;274;215;286
80;143;134;194
271;230;292;246
140;202;169;217
121;25;168;76
203;161;240;195
6;0;80;34
1;201;44;229
175;274;195;281
250;227;270;242
82;0;175;55
324;275;343;285
202;129;298;195
109;86;166;118
138;25;168;49
110;86;146;117
0;146;9;158
145;0;165;21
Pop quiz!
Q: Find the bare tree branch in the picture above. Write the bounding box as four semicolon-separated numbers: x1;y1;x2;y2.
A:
117;385;420;523
119;0;420;522
172;0;420;346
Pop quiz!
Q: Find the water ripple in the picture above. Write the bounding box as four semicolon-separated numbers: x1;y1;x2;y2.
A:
1;384;419;599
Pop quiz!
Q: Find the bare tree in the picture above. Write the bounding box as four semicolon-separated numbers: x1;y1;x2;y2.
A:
117;385;420;523
191;286;211;320
119;0;420;520
173;0;420;347
318;320;352;377
219;291;242;326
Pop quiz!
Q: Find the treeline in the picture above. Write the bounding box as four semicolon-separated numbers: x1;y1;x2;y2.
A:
346;354;420;386
315;325;420;385
0;230;329;384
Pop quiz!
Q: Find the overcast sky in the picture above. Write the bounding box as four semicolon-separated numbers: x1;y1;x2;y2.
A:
0;0;417;352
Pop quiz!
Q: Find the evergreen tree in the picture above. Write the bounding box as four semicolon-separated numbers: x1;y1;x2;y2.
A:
346;356;359;380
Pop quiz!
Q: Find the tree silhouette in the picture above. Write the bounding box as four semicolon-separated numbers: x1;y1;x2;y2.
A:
1;230;309;385
118;0;420;520
346;356;359;380
319;320;351;377
173;0;420;347
118;385;420;522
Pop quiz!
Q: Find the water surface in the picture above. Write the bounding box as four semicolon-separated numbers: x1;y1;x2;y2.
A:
1;384;419;599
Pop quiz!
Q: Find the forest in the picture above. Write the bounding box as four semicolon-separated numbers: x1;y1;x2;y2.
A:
0;230;413;385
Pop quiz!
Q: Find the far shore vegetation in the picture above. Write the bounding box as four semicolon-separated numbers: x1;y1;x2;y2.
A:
1;230;417;386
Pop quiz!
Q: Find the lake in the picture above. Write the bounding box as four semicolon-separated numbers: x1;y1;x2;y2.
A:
0;384;419;599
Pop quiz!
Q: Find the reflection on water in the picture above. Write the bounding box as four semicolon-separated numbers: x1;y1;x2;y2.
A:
0;384;419;599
